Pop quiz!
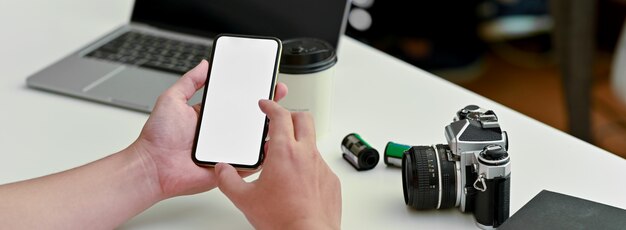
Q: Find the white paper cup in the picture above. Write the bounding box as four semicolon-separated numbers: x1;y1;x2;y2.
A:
277;38;337;137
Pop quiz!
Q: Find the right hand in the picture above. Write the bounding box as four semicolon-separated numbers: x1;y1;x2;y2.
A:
215;100;342;229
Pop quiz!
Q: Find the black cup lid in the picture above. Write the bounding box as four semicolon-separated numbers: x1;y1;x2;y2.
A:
280;38;337;74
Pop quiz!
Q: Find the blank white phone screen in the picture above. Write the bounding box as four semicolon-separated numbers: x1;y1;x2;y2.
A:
195;36;279;166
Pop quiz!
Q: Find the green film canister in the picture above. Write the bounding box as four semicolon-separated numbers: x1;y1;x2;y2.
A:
384;141;411;167
341;133;379;171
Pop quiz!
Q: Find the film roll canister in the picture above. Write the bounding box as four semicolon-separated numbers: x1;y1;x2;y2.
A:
384;141;411;167
341;133;379;171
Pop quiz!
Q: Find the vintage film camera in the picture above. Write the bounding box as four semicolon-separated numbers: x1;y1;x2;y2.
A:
402;105;511;229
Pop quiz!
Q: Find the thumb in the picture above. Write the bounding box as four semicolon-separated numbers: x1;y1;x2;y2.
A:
215;163;250;203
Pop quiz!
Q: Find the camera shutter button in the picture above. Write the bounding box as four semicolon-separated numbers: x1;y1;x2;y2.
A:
480;145;508;161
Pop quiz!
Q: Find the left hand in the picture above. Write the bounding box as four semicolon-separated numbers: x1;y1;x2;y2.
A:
132;60;287;199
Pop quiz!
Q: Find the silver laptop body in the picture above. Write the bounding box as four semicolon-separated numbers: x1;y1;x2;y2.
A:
27;0;350;113
27;24;211;112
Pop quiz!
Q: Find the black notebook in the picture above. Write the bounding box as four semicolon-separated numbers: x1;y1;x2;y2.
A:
499;190;626;230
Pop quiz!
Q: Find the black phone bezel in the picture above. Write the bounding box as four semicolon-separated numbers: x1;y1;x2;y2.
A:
191;33;282;170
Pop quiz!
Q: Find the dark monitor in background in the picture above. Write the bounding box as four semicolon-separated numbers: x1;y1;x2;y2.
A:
132;0;351;49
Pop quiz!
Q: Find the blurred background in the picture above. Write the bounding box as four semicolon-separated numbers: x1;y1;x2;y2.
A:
344;0;626;159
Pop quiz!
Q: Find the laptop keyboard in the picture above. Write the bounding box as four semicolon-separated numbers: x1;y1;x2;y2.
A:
86;31;211;75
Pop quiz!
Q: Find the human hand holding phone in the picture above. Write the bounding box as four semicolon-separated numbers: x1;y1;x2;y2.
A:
134;60;287;199
0;60;288;229
215;100;342;229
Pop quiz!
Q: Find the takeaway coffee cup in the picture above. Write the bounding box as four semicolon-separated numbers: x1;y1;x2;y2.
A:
278;38;337;136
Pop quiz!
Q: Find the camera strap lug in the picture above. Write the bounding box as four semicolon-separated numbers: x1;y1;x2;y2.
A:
473;174;487;192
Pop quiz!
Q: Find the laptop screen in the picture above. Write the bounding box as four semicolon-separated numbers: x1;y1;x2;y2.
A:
131;0;349;48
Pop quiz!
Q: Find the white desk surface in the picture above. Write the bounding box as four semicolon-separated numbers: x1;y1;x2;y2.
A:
2;0;625;229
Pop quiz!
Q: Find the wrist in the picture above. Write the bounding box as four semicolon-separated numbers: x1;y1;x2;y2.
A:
123;140;166;202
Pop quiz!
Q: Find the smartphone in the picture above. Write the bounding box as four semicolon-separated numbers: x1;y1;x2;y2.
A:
192;34;281;169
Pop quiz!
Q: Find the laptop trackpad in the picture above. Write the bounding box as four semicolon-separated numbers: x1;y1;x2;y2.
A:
86;67;178;111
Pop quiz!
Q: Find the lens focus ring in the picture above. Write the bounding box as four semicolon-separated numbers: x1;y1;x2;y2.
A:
403;145;457;210
417;146;440;209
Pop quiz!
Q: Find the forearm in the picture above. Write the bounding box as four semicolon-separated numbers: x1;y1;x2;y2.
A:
0;144;161;229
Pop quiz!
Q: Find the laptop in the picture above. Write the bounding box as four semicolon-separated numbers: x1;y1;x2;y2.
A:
26;0;350;113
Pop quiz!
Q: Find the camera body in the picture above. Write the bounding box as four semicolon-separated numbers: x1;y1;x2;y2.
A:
402;105;511;229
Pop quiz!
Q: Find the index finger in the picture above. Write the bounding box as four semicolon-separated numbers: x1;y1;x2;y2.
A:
259;99;294;142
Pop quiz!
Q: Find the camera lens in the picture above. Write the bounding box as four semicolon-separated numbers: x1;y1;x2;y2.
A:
403;144;457;209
